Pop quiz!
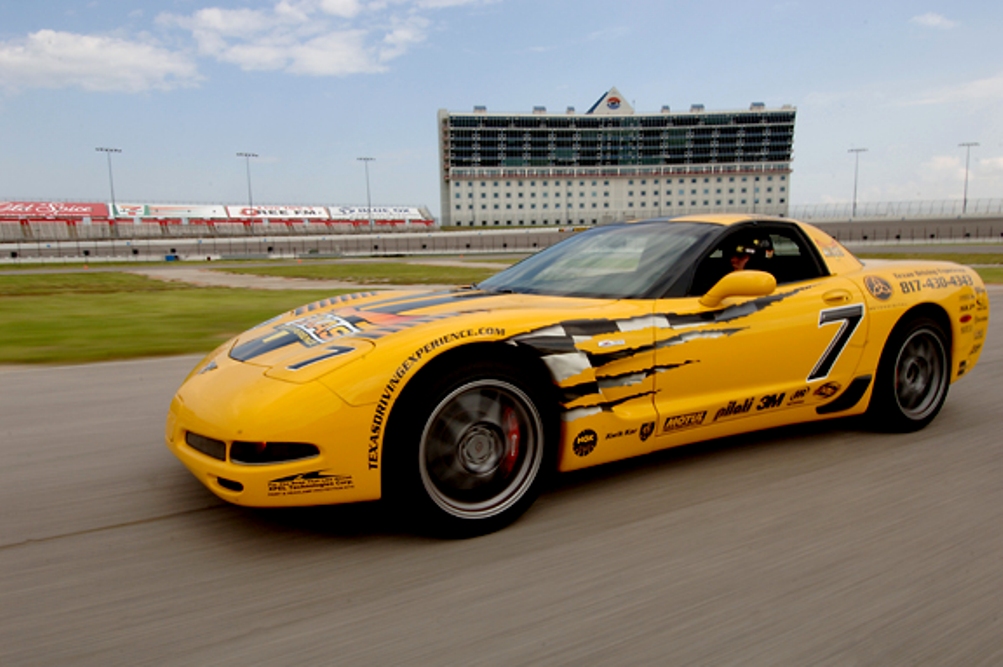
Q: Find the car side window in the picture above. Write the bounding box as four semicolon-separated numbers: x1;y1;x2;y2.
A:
689;226;825;295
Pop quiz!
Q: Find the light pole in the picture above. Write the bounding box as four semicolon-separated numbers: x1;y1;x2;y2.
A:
357;157;375;231
848;147;868;218
236;152;258;207
95;147;122;217
959;142;979;214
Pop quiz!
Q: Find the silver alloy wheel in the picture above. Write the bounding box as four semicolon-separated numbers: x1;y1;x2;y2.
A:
418;379;544;520
893;327;947;421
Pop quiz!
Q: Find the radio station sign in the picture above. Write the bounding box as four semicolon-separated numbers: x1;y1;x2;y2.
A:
226;206;330;219
0;201;109;218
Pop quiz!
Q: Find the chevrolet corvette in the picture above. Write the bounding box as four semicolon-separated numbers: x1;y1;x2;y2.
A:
165;215;990;535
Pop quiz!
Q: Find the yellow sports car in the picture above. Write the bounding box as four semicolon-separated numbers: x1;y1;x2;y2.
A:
166;215;990;535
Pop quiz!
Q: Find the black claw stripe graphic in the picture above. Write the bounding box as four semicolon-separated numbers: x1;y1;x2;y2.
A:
564;391;658;417
511;289;808;419
560;361;698;408
561;319;624;336
663;287;808;328
561;381;602;404
354;314;456;340
359;290;495;315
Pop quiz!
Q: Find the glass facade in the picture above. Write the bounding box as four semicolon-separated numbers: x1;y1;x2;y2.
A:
444;111;795;169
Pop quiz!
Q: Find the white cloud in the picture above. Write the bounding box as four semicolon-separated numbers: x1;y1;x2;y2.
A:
910;13;958;30
0;0;489;92
921;154;964;179
317;0;365;18
157;0;479;77
380;15;429;63
910;72;1003;106
288;31;383;75
414;0;488;8
0;30;199;92
979;156;1003;172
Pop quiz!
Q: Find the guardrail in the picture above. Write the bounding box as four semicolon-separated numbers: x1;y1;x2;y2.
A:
4;215;1003;264
0;228;573;263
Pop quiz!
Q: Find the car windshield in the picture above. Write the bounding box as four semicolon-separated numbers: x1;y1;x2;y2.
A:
477;221;718;299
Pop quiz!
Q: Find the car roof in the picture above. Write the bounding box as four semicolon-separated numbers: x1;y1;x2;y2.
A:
625;214;794;227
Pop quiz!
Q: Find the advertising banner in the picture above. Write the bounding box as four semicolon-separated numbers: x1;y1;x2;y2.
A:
327;206;425;221
225;206;330;219
0;201;109;218
114;203;229;219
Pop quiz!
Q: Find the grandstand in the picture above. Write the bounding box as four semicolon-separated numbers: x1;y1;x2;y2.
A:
439;87;796;227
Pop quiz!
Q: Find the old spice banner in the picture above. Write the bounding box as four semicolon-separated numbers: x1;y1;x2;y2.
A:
0;201;109;218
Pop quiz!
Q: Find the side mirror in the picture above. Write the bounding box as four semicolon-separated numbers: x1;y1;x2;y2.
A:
699;270;776;308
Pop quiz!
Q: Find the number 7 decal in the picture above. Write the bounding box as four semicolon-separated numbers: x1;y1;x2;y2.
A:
808;304;865;381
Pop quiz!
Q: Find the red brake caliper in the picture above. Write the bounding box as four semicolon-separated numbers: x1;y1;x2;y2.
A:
501;407;520;475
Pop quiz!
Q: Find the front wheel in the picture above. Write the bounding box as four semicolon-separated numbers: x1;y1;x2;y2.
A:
868;317;950;432
387;360;553;537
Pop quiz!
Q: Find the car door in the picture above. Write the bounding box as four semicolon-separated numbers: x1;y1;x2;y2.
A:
648;223;868;446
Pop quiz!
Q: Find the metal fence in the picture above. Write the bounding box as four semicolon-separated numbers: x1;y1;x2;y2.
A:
790;199;1003;221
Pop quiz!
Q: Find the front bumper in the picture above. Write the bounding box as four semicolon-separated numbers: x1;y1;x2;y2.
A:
165;358;381;507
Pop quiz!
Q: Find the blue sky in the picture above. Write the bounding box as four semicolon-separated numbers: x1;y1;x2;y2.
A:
1;0;1001;216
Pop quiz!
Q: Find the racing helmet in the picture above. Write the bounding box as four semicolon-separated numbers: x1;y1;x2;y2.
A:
731;236;773;259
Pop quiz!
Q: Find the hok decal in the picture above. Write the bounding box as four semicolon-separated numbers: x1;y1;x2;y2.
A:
573;429;599;457
639;422;655;442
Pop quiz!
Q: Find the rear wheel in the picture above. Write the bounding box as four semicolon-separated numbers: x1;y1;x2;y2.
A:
868;317;949;432
387;360;553;537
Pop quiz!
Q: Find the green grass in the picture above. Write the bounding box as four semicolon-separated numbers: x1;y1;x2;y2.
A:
0;273;350;363
1;256;997;366
215;261;502;285
974;267;1003;284
0;272;191;297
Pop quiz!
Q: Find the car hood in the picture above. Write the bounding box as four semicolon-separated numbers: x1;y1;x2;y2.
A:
225;288;615;383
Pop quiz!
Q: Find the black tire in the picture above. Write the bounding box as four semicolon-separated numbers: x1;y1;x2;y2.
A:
385;359;554;537
868;317;950;432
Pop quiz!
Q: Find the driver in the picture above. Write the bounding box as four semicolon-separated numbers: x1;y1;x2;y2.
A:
728;237;773;272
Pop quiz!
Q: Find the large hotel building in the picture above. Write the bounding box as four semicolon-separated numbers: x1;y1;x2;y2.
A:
438;87;796;227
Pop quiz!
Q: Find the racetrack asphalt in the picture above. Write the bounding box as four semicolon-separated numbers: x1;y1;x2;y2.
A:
1;287;1001;665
